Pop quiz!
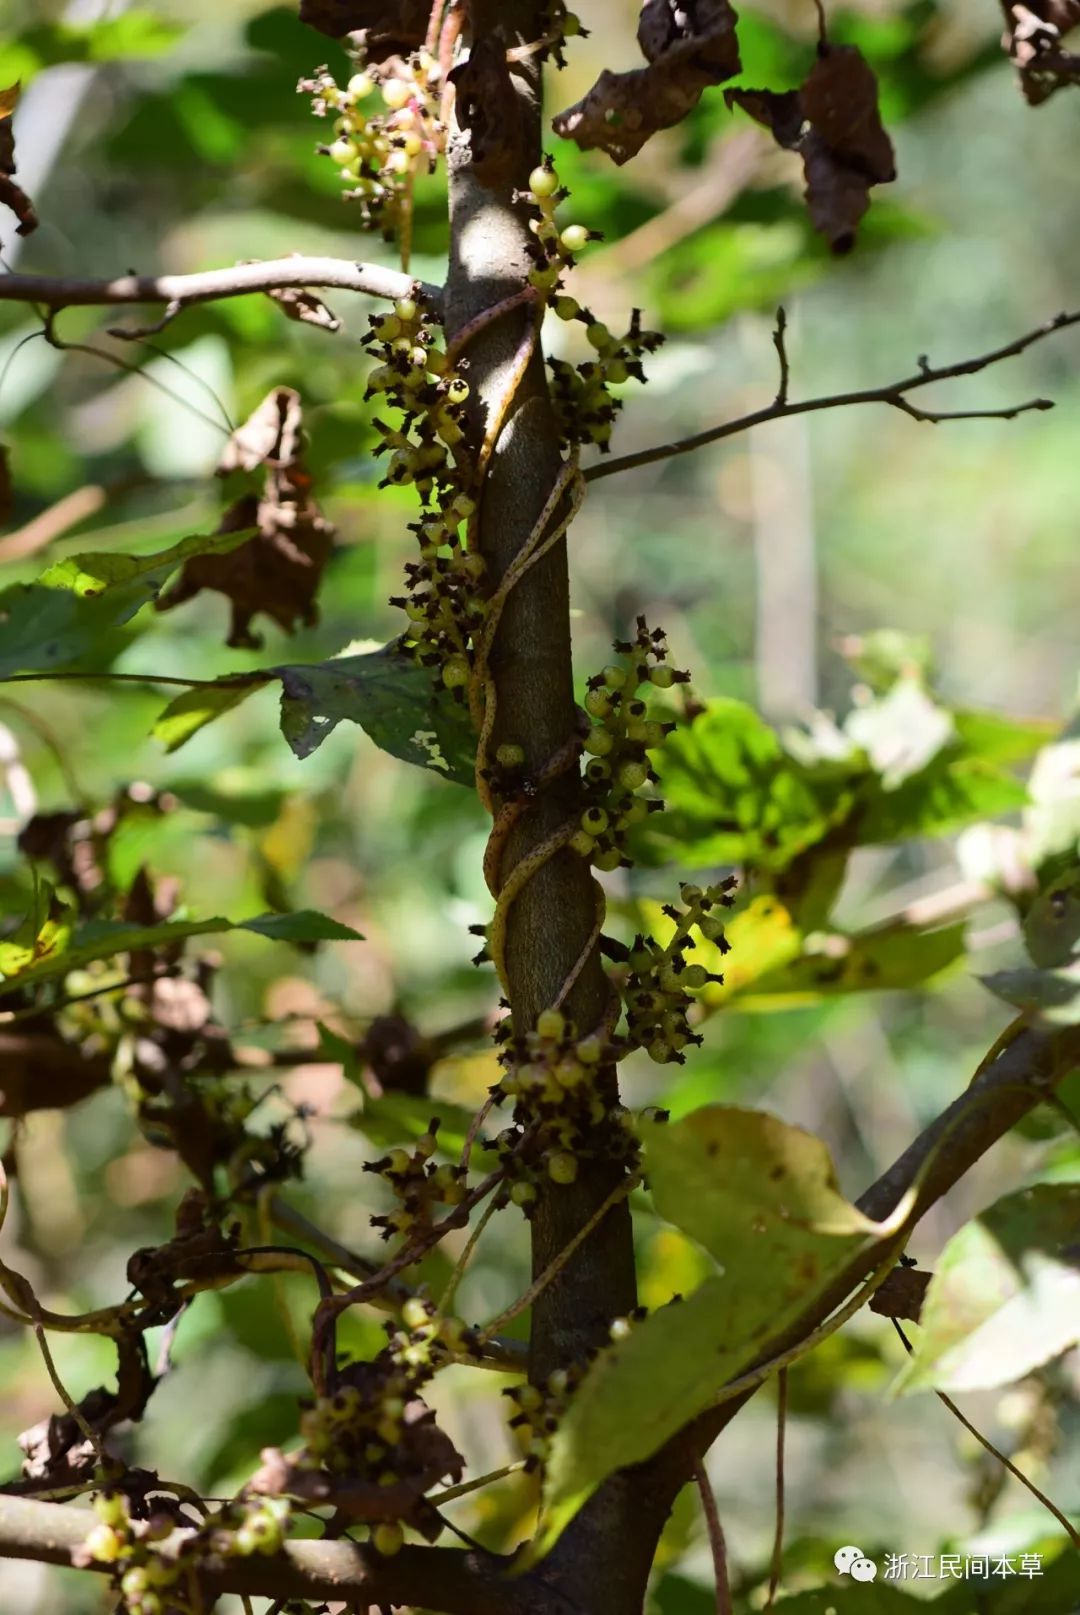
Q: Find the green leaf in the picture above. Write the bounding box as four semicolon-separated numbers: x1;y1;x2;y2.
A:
0;911;361;989
276;643;475;785
895;1182;1080;1394
316;1021;361;1087
151;679;266;752
348;1092;483;1161
0;882;74;978
239;911;362;943
1022;867;1080;967
740;921;966;1007
980;959;1080;1026
0;529;254;678
649;699;853;872
533;1107;888;1559
645;1106;879;1260
952;708;1056;767
79;10;185;60
857;755;1028;845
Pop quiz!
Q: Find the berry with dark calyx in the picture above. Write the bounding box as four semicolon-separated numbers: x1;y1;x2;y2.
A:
373;1521;405;1556
547;1151;579;1184
529;163;560;198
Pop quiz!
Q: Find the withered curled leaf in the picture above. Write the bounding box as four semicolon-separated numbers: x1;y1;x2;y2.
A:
553;0;741;165
869;1265;932;1323
297;0;429;51
726;44;896;254
448;39;527;188
0;84;38;238
1000;1;1080;103
267;285;342;331
156;388;335;649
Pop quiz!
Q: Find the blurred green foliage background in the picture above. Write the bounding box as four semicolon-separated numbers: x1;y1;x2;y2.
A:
0;1;1078;1610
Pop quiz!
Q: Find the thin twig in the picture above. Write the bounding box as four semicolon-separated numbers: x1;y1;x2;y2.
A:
438;1194;500;1314
892;1320;1080;1549
585;309;1080;485
771;308;790;408
693;1456;732;1615
477;1171;639;1341
764;1368;787;1609
0;257;439;315
811;0;828;46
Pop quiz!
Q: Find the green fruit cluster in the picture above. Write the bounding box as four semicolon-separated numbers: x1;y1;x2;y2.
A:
365;1116;468;1242
491;1008;634;1194
368;299;485;691
521;156;665;453
300;49;445;239
521;158;598;299
503;1364;582;1469
84;1490;290;1614
623;882;736;1064
297;1310;474;1500
548;303;664;451
574;618;689;871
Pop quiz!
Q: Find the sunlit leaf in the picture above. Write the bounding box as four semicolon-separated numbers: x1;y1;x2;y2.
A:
648;698;853;871
151;678;266;752
895;1183;1080;1394
0;529;255;678
277;642;475;785
0;881;73;978
0;910;361;989
532;1107;887;1558
738;921;966;1007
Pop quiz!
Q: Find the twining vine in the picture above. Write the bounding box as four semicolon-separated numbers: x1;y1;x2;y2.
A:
1;3;1079;1613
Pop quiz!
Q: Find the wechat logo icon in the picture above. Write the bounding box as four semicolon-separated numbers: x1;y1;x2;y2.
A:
835;1546;878;1583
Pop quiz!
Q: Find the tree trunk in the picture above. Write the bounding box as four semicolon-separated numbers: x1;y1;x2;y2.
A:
443;5;652;1608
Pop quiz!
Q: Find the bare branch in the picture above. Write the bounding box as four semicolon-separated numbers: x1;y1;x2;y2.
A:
0;256;441;318
585;309;1080;484
0;1494;553;1614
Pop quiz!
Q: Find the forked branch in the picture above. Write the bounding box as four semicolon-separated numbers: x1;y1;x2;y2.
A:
585;308;1080;483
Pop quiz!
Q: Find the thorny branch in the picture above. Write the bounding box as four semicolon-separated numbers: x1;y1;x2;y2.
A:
585;307;1080;484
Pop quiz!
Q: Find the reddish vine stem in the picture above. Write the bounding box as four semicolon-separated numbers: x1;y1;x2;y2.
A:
694;1457;733;1615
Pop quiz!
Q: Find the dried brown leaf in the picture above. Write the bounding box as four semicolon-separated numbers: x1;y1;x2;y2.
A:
869;1265;932;1323
0;83;38;237
298;0;428;49
267;285;342;331
448;39;527;188
1001;1;1080;103
156;388;335;648
726;44;895;253
553;0;741;165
